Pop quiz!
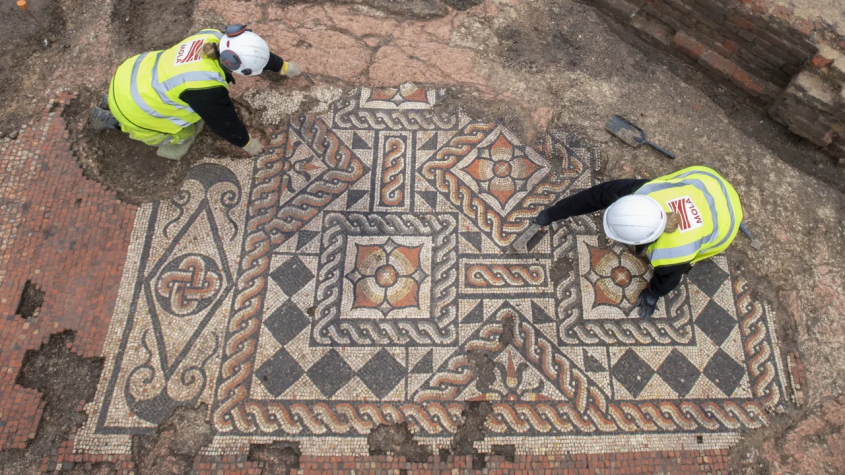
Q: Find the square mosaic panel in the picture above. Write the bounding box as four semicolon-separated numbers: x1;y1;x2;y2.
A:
310;212;458;347
77;84;788;457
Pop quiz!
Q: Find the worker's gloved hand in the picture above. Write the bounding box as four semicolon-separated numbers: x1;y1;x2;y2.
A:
533;209;553;226
636;290;658;319
243;138;264;156
281;61;301;78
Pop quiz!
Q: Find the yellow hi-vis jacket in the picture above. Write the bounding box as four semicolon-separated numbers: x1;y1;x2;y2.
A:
107;30;228;146
635;166;742;267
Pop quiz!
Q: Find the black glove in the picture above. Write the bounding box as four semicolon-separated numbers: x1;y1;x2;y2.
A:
533;209;553;226
636;290;658;319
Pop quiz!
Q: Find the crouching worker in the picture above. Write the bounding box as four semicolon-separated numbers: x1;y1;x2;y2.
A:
534;166;742;319
89;24;302;160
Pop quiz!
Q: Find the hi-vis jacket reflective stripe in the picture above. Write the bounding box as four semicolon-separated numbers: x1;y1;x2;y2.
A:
634;166;743;267
108;30;227;137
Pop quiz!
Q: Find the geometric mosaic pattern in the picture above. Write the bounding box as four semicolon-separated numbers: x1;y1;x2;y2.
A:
76;84;787;456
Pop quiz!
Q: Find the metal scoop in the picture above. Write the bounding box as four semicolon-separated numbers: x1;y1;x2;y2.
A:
739;223;762;251
509;223;542;254
606;115;675;159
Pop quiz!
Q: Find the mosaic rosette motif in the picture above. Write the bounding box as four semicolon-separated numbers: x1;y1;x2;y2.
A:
311;212;457;347
346;238;428;315
77;85;788;456
582;243;649;314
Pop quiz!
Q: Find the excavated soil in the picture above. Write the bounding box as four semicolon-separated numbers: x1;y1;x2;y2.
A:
0;332;104;475
110;0;197;51
0;0;65;136
62;89;254;204
247;441;302;474
367;423;430;463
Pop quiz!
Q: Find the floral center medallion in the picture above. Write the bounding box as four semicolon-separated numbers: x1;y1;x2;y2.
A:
611;266;632;286
375;264;399;287
493;161;512;178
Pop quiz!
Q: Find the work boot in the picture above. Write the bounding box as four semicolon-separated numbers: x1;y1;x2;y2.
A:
98;94;110;110
89;107;120;131
156;121;204;161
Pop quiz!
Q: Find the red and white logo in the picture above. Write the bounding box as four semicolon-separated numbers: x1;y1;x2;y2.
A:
174;39;205;65
666;196;704;233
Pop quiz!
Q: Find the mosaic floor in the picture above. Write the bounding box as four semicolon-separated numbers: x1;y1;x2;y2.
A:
76;85;787;457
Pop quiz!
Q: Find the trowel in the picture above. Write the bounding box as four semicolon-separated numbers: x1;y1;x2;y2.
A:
605;115;675;159
739;223;762;251
508;222;543;254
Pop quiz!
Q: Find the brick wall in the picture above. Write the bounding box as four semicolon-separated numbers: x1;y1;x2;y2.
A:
592;0;845;166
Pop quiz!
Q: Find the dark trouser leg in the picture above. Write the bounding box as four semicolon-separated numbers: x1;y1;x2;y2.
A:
89;107;120;131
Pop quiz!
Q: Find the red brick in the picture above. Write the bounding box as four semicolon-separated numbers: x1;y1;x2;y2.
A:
771;5;794;19
724;39;740;53
751;0;770;13
730;14;757;32
810;54;833;69
699;50;738;77
673;31;707;59
793;18;813;36
711;42;734;59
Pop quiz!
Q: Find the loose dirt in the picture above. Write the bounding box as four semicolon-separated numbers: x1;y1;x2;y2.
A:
132;405;214;475
247;441;302;474
15;280;45;320
367;423;430;463
110;0;197;51
62;89;251;204
0;0;65;136
730;394;845;474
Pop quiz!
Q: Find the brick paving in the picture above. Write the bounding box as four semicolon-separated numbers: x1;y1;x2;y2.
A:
41;450;730;474
0;93;136;450
286;451;730;474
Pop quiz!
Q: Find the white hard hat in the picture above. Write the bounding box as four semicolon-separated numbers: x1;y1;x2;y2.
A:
602;195;667;245
218;28;270;76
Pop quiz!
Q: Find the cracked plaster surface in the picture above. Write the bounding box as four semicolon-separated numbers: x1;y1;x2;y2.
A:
198;0;499;90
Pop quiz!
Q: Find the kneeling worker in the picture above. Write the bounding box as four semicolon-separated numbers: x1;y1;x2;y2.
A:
534;166;742;319
90;25;301;160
